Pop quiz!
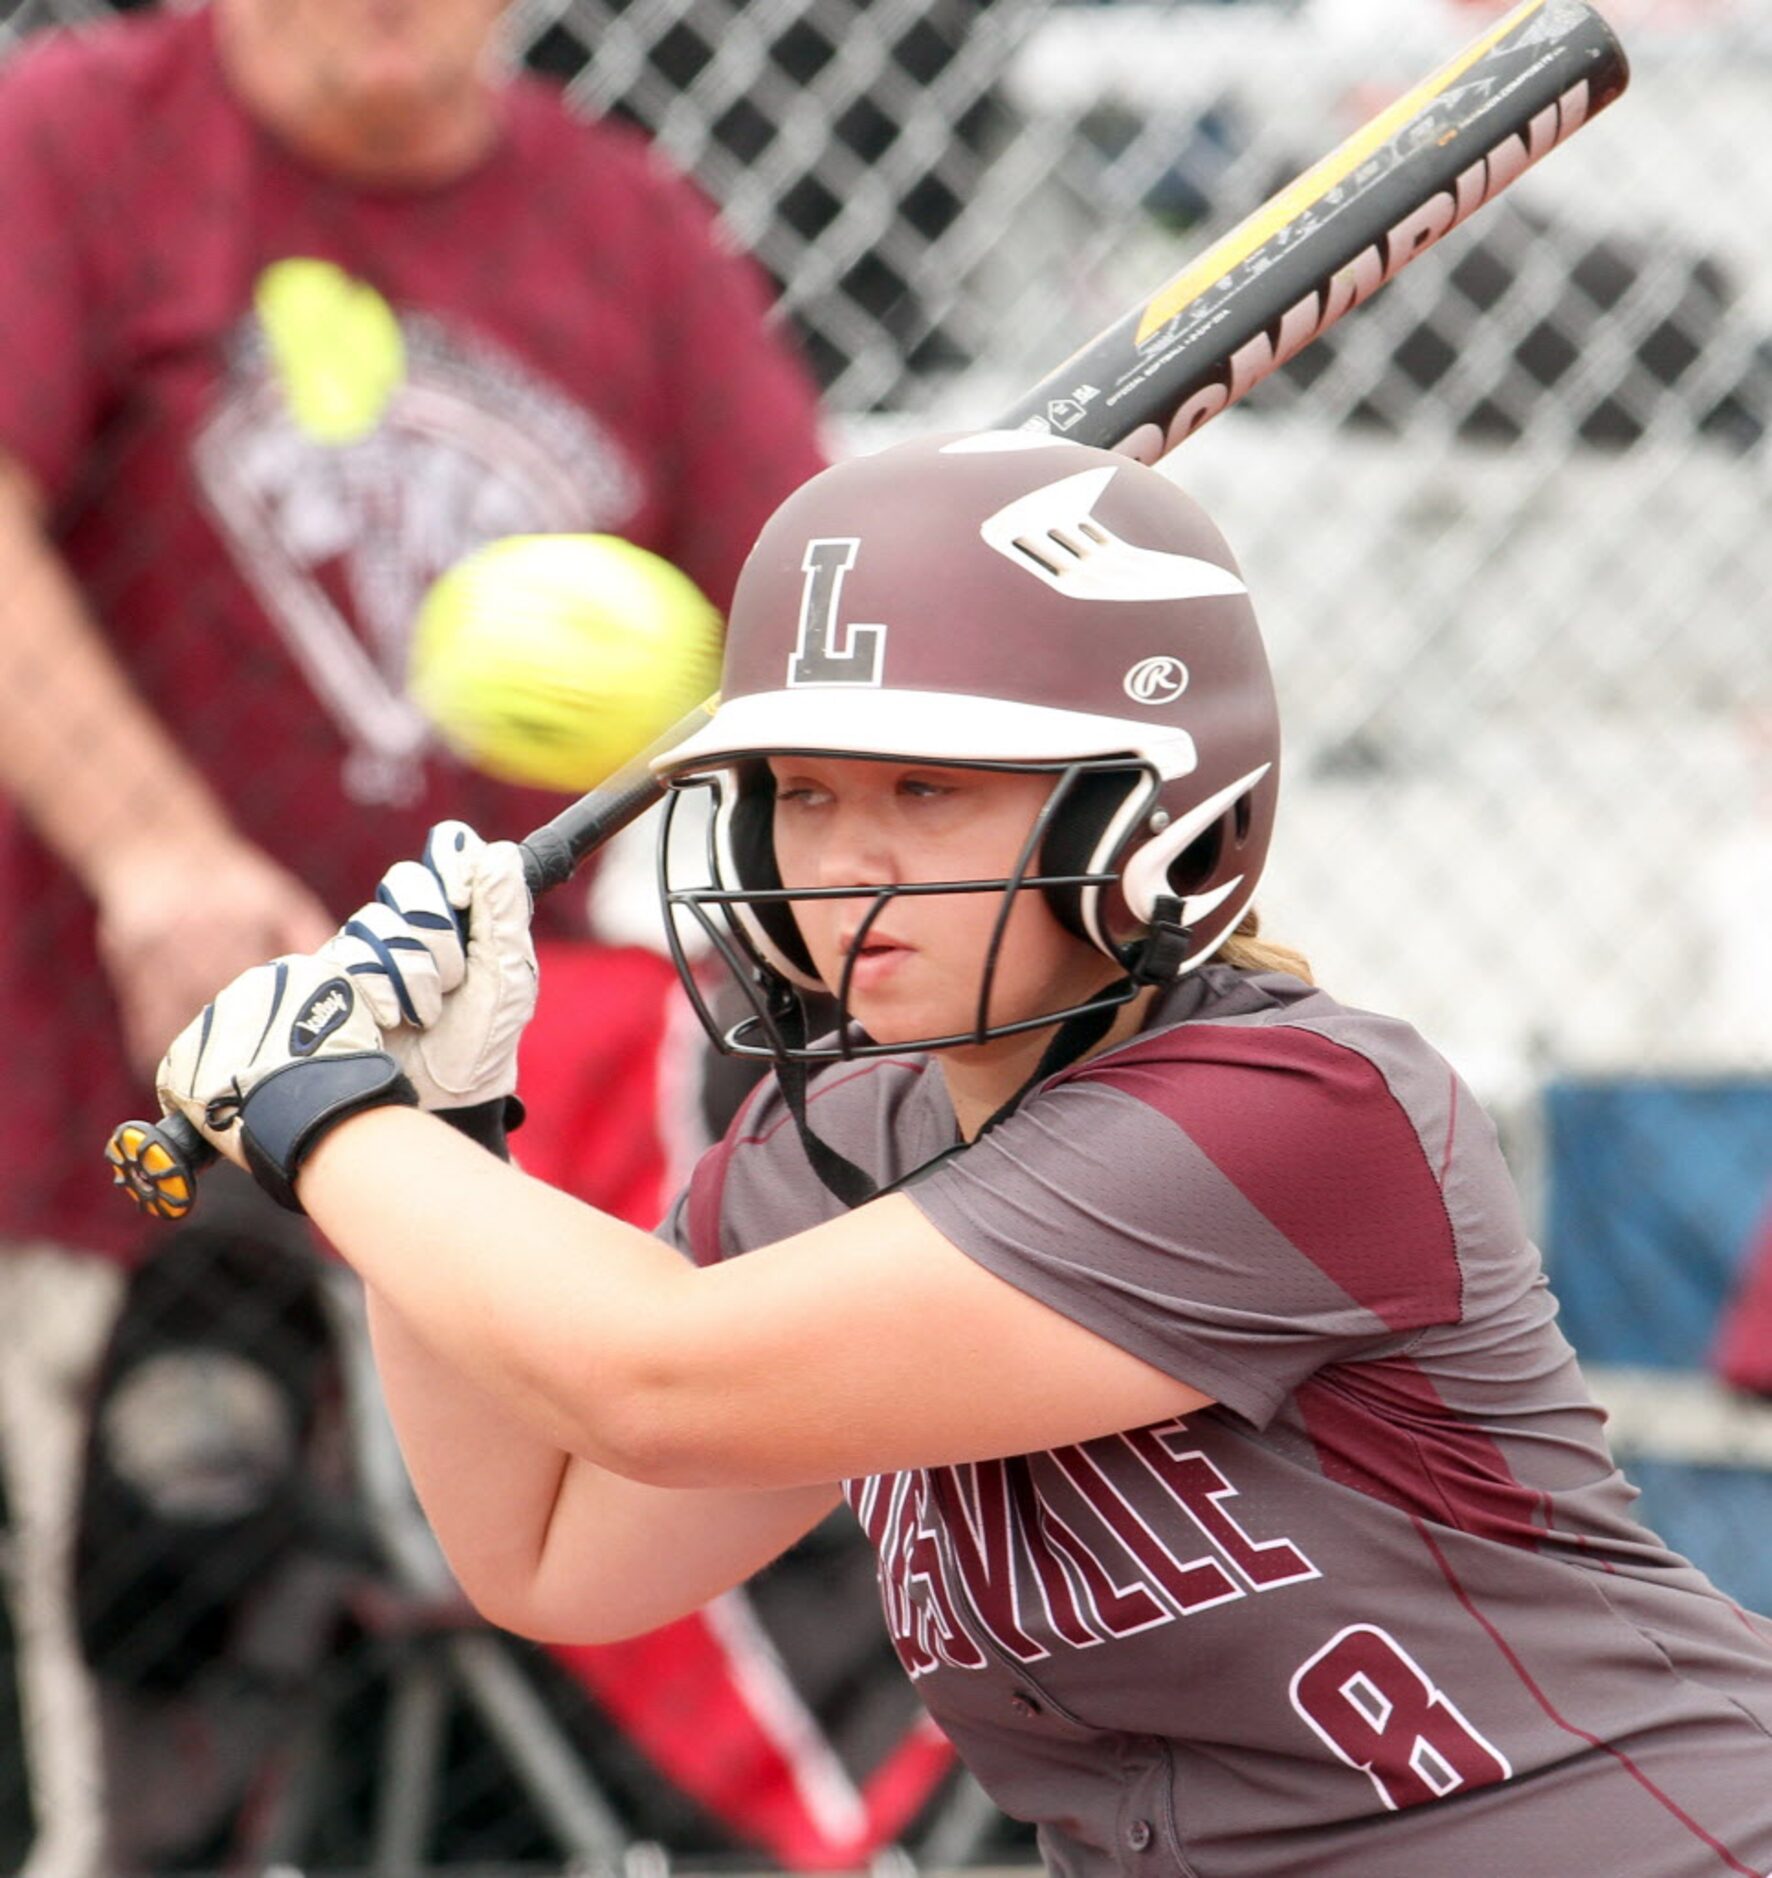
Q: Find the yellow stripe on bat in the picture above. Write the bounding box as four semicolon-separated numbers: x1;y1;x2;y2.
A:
1134;0;1546;346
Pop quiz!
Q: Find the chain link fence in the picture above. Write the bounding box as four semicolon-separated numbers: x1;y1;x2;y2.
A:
483;0;1772;1085
1;0;1769;1870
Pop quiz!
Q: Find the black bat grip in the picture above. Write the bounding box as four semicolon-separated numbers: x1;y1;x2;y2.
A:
518;763;668;896
515;696;714;897
159;1112;215;1169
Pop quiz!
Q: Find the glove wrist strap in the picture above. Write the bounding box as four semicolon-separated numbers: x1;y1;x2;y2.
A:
240;1054;418;1211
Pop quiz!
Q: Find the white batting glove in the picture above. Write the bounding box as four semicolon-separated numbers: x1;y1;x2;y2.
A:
322;821;538;1117
156;952;416;1210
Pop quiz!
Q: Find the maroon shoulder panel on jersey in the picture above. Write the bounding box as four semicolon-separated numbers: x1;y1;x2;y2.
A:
1068;1022;1463;1330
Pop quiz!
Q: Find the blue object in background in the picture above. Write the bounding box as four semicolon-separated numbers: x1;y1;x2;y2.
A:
1622;1460;1772;1611
1541;1076;1772;1612
1542;1078;1772;1369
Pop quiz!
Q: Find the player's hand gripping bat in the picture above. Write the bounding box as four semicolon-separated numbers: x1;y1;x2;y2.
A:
107;0;1628;1221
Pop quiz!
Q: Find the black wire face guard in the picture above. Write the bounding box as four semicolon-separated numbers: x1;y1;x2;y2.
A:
656;754;1161;1063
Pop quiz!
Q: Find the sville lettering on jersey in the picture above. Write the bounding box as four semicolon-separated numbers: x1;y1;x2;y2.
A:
846;1419;1522;1825
846;1418;1318;1680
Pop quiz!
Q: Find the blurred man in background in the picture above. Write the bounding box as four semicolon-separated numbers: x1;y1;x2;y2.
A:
0;1;825;1869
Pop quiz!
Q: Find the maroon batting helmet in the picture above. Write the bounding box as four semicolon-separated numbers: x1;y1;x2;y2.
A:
653;429;1281;1060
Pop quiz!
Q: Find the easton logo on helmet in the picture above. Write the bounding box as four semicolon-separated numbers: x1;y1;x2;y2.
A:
1124;656;1190;705
786;537;886;689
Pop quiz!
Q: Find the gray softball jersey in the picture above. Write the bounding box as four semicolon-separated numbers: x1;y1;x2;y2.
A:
662;967;1772;1875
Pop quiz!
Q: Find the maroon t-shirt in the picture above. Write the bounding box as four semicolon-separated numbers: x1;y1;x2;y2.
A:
0;8;825;1257
668;967;1772;1875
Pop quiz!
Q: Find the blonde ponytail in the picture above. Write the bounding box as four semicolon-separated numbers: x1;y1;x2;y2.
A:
1215;907;1314;984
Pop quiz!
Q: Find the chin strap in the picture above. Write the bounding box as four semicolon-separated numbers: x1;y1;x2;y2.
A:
778;980;1138;1210
769;991;880;1209
1129;894;1191;985
969;992;1127;1132
772;894;1194;1209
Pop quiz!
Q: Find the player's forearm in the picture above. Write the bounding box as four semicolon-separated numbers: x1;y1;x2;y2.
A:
363;1284;574;1624
0;454;241;889
302;1105;703;1481
366;1278;839;1644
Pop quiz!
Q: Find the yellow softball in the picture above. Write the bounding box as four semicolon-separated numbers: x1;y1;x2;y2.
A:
408;534;724;793
255;258;406;445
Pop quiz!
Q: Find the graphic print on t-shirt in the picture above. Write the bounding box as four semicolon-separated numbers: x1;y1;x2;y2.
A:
194;259;642;804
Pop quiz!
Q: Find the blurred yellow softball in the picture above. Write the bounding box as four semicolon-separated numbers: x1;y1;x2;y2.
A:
256;259;406;444
408;535;724;793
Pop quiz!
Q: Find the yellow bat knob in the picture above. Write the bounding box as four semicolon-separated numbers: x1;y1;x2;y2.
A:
105;1114;214;1221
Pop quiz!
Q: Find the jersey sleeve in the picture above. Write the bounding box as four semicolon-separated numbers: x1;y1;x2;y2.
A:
635;149;827;609
0;33;111;501
654;1182;696;1257
653;1068;790;1268
905;1021;1466;1428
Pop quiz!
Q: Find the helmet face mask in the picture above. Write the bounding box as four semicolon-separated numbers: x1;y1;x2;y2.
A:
659;754;1165;1062
653;430;1282;1066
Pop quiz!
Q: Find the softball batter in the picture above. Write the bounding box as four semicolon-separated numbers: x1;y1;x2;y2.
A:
156;433;1772;1875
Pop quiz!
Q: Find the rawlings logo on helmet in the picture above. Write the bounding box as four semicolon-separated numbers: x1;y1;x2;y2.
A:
1124;656;1190;705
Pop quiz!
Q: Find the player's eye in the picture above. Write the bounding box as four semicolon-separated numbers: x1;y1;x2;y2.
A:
773;780;829;808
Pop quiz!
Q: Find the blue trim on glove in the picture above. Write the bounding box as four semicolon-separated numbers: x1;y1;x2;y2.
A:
342;915;437;1027
239;1053;418;1212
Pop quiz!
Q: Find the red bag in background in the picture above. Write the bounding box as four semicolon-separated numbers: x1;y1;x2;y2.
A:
1712;1194;1772;1398
516;939;707;1232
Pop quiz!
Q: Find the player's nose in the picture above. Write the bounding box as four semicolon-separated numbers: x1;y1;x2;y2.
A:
810;799;900;890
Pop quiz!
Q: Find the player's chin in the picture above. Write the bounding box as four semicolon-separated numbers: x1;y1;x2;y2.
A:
838;998;925;1050
830;981;942;1048
852;992;1002;1052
